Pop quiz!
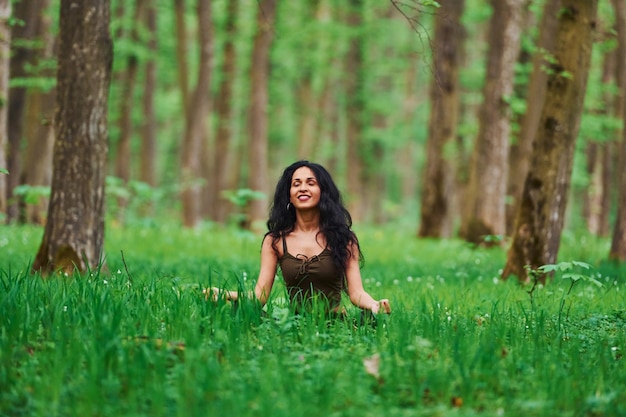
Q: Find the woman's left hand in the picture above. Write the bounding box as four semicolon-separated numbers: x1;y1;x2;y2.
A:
372;299;391;314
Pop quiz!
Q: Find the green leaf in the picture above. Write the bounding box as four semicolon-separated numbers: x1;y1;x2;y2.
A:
0;168;8;175
571;261;592;270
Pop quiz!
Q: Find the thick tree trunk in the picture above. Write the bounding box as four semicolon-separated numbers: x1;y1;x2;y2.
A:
33;0;112;275
419;1;465;238
180;0;212;228
213;0;238;224
609;0;626;261
507;0;560;234
0;0;9;215
247;0;277;229
503;0;599;281
461;0;524;245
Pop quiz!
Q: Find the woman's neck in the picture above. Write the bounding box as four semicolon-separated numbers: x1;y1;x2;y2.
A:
295;209;320;232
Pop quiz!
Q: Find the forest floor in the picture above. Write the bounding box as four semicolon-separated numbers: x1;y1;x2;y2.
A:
1;223;625;416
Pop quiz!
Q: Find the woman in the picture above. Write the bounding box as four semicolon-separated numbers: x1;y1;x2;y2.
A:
207;160;391;316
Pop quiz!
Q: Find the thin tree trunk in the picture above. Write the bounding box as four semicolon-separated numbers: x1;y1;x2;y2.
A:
419;1;465;238
174;0;189;115
0;0;10;215
247;0;277;229
503;0;599;281
213;0;238;224
6;0;46;222
140;0;157;189
609;0;626;261
584;45;615;237
461;0;524;245
180;0;212;228
345;0;365;222
33;0;112;275
20;2;54;224
115;0;145;216
507;0;560;234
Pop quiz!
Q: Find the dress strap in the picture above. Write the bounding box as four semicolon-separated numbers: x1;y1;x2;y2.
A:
282;233;288;255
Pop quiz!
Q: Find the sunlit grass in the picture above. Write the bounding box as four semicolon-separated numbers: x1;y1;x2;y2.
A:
1;223;625;416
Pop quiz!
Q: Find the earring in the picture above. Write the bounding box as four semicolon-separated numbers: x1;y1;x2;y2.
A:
287;202;292;210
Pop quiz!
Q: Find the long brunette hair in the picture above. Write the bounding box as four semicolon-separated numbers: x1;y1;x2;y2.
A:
265;160;363;272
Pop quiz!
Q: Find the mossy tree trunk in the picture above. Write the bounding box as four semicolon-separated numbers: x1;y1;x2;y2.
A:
503;0;599;282
507;0;560;234
33;0;112;275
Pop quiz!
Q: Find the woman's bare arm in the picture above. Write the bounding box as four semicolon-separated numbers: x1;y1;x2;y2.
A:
344;243;391;314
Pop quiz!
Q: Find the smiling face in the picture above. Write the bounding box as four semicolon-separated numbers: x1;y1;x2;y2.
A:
290;166;321;210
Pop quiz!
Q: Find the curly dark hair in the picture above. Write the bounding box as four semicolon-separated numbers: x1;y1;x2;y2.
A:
265;160;363;273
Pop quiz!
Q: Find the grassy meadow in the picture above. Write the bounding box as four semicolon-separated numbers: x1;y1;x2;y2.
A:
1;223;625;417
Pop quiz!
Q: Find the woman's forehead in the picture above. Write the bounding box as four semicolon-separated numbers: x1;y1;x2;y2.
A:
291;166;316;181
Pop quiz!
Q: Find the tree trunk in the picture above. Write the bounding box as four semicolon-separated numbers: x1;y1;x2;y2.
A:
213;0;238;224
174;0;189;115
7;0;47;222
0;0;9;215
247;0;277;229
20;1;55;225
419;0;465;238
503;0;599;282
180;0;212;228
345;0;365;222
114;0;145;216
584;45;615;237
460;0;524;245
33;0;112;275
609;0;626;261
140;0;157;189
507;0;560;234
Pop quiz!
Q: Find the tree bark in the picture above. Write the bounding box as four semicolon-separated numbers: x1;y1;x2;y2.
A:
419;0;465;238
140;0;157;189
507;0;560;234
114;0;145;215
174;0;189;115
503;0;599;282
33;0;112;275
180;0;212;228
345;0;365;222
247;0;277;229
609;0;626;261
0;0;9;215
6;0;48;222
213;0;239;224
20;1;55;225
460;0;524;245
584;46;615;237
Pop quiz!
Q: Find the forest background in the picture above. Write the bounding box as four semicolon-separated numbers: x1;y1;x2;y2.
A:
0;0;625;277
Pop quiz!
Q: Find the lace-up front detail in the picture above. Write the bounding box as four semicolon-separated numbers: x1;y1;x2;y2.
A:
295;254;320;275
280;236;343;311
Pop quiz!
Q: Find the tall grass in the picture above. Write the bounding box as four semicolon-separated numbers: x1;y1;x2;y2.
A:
1;223;624;416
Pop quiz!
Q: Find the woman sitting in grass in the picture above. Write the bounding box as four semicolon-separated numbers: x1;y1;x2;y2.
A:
206;160;391;317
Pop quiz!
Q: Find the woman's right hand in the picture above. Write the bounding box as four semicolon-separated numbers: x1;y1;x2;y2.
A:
203;287;231;302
